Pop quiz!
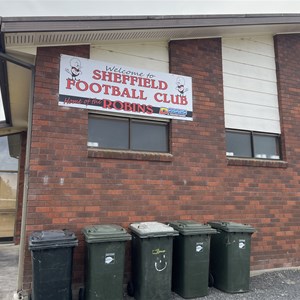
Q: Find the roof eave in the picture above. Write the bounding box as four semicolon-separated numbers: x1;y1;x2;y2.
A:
2;14;300;33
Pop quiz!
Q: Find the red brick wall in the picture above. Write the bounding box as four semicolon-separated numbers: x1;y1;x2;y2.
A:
170;37;299;271
23;45;90;291
22;37;300;293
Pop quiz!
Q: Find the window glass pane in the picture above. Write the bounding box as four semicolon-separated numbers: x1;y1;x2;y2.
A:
0;172;18;238
226;131;252;157
0;92;5;122
253;134;280;159
0;136;18;171
131;121;168;152
88;116;129;149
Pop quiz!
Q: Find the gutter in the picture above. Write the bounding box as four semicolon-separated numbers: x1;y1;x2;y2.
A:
2;14;300;33
0;40;35;297
17;65;34;298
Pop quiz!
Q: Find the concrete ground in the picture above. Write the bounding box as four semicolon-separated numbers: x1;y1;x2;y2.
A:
0;243;19;300
1;243;300;300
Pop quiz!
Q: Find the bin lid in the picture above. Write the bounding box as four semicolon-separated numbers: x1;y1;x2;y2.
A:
168;220;217;235
129;222;178;238
29;229;78;250
82;224;131;243
207;221;255;233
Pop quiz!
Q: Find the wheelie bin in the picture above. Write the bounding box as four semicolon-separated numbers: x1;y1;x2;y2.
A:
208;221;255;293
168;220;217;298
29;229;78;300
82;224;131;300
129;221;178;300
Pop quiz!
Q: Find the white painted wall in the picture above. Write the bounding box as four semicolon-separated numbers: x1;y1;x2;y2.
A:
1;0;300;17
90;42;169;73
222;35;281;133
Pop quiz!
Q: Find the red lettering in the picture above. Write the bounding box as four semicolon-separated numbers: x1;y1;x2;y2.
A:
154;93;188;105
146;105;153;114
66;79;75;89
112;73;122;83
103;99;113;109
92;69;101;80
171;95;179;105
120;88;131;98
89;83;101;93
122;75;131;85
111;86;121;96
101;84;111;95
76;80;88;92
158;80;168;90
136;104;146;113
124;102;132;112
154;92;169;103
129;76;139;85
113;101;123;110
138;90;147;100
180;96;188;105
143;78;151;88
101;71;113;81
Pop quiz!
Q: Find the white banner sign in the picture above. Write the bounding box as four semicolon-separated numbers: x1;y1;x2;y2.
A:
59;55;193;120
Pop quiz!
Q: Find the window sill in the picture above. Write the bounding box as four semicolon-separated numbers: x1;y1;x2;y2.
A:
227;157;288;168
88;148;173;162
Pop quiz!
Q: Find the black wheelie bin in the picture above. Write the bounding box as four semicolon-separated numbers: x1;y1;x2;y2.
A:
29;229;78;300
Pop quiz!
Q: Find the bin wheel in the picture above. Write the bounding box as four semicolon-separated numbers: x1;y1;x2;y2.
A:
127;281;134;297
79;287;84;300
209;273;214;287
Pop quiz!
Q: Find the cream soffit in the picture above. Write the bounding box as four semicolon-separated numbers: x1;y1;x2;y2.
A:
3;26;300;48
3;15;300;48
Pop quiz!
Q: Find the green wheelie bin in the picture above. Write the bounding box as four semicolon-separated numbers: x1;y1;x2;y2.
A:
82;224;131;300
168;220;217;298
29;229;78;300
129;221;178;300
208;221;255;293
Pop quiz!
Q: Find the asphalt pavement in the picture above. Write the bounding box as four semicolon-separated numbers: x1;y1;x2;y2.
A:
124;268;300;300
172;269;300;300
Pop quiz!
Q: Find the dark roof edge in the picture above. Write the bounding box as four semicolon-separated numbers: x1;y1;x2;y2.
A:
3;13;300;22
0;18;12;126
2;13;300;33
0;58;12;126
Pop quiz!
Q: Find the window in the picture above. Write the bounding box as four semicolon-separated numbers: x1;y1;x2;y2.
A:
222;36;282;162
0;136;19;171
88;114;169;153
0;136;19;240
226;129;281;160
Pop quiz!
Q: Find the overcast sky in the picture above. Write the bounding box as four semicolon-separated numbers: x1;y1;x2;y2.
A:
1;0;300;16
